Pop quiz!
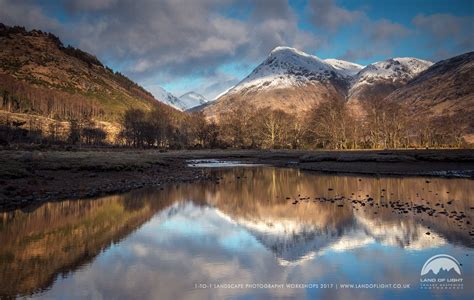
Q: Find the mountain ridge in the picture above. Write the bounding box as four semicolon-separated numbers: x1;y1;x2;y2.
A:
201;46;434;119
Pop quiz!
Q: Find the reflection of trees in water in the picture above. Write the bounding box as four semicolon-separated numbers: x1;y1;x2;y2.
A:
0;190;176;298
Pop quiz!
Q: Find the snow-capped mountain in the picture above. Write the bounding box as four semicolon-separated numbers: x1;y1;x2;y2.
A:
154;89;209;111
324;58;364;77
153;86;183;110
200;46;435;119
350;57;433;92
178;92;208;110
347;57;433;115
202;46;348;117
230;46;341;92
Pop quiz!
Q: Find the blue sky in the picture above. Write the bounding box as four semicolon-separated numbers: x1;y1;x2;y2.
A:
0;0;473;100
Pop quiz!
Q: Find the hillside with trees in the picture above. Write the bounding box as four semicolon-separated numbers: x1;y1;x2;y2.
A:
0;23;182;145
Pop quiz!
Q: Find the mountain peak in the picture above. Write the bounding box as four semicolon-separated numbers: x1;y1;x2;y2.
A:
267;46;326;65
269;46;313;58
352;57;433;86
225;46;338;95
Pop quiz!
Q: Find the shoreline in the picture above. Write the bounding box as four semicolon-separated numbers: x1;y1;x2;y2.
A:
1;149;473;211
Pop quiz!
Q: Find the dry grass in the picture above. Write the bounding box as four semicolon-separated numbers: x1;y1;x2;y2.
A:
0;150;170;178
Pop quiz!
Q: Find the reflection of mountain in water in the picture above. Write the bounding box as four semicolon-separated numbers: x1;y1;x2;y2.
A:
213;207;446;266
0;166;472;297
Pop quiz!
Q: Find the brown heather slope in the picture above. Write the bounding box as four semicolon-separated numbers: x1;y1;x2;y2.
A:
385;52;474;143
0;24;176;121
346;78;410;118
203;82;346;119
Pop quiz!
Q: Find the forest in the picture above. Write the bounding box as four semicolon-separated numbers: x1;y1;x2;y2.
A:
0;94;466;149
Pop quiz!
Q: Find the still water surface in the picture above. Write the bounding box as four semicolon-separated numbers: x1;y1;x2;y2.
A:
0;166;473;299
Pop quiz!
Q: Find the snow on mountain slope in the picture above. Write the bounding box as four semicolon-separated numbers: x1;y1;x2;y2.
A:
153;86;184;110
178;92;208;110
227;46;342;95
351;57;433;91
346;57;433;116
324;59;364;77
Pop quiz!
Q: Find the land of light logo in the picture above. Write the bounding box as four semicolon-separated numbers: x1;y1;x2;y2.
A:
421;254;461;276
419;254;463;290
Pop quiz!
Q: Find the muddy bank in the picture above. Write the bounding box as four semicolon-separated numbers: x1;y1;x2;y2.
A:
0;150;212;211
0;149;473;211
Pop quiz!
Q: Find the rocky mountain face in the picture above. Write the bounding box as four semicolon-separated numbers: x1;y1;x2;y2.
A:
201;46;433;119
0;23;176;122
385;52;474;143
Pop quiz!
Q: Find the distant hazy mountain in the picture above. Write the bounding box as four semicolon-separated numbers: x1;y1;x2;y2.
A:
154;90;209;111
153;86;183;110
179;92;208;110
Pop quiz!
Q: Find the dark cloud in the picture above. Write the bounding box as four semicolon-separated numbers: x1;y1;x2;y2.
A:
339;19;409;62
308;0;408;62
0;0;59;31
412;13;474;59
308;0;363;31
56;0;319;76
62;0;319;96
340;49;379;62
368;19;410;43
52;0;318;96
64;0;119;12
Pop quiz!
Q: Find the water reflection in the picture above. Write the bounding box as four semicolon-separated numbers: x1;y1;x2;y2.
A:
0;167;472;299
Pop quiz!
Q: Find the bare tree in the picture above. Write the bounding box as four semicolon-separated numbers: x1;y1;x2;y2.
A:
306;100;353;149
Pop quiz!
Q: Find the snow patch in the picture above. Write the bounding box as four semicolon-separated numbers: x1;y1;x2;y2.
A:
351;57;433;90
324;59;364;77
153;86;183;110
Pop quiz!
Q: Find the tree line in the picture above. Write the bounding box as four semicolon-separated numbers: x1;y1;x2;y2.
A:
0;114;108;147
0;74;104;121
0;98;467;149
118;100;466;150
